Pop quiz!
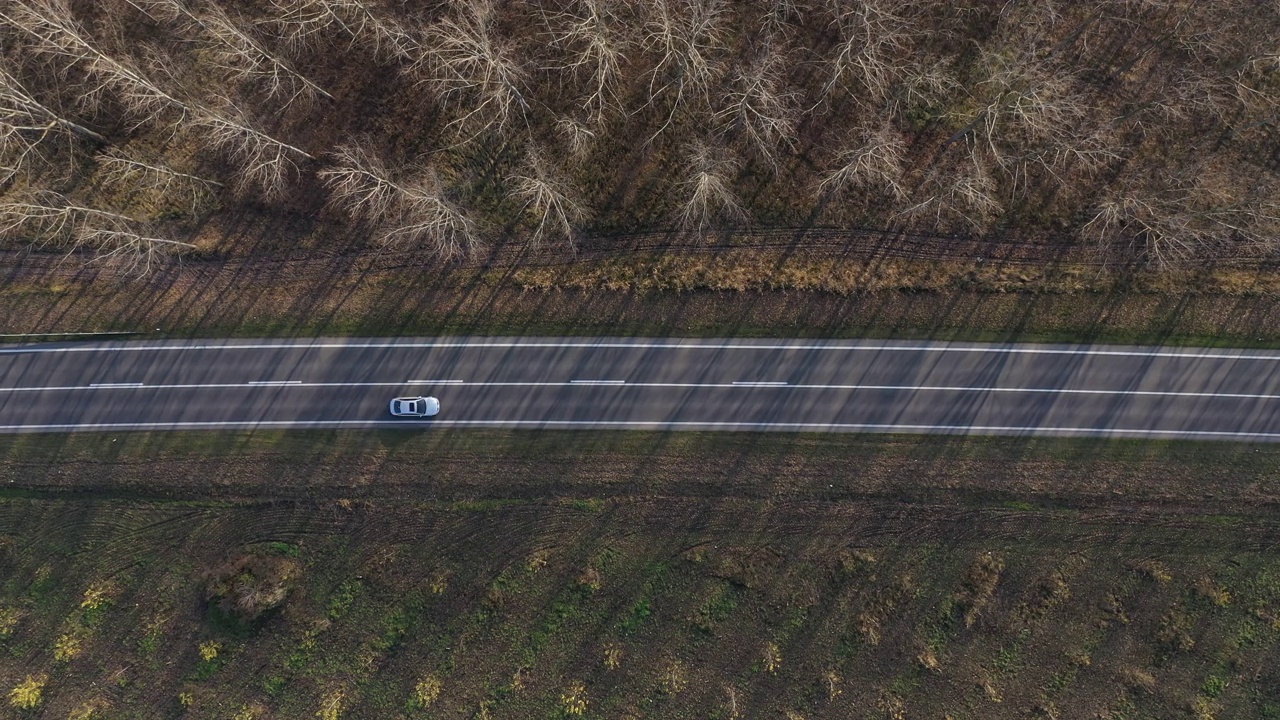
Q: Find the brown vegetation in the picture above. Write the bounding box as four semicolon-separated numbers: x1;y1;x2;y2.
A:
1;0;1278;270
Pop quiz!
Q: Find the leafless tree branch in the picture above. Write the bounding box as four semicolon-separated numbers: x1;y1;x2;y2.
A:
509;148;585;248
0;189;194;272
411;0;528;138
319;142;481;257
0;0;188;124
818;124;907;199
263;0;415;60
94;147;220;216
0;66;105;181
823;0;916;105
194;98;314;200
139;0;332;108
673;141;746;234
714;42;798;168
642;0;728;139
544;0;630;124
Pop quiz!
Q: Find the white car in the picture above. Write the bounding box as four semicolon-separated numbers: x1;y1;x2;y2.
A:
389;396;440;417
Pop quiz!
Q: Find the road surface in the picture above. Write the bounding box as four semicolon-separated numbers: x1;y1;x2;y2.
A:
2;337;1280;440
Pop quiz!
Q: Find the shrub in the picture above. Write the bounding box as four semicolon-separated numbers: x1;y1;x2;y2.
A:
407;675;441;711
204;554;301;629
560;682;587;716
8;675;47;710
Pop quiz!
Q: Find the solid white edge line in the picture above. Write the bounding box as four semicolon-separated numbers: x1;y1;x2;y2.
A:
410;380;464;384
7;339;1280;362
1;418;1280;439
88;382;144;387
11;380;1280;401
732;381;789;386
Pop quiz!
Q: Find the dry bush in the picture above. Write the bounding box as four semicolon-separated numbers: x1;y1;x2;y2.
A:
672;141;746;233
896;153;1002;233
320;142;481;257
1081;168;1280;268
957;49;1092;194
203;553;301;625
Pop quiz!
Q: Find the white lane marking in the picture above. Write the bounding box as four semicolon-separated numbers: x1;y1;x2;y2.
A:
732;381;788;386
411;379;464;384
0;331;137;337
1;419;1280;439
88;382;144;388
247;380;303;385
5;338;1280;362
7;380;1280;401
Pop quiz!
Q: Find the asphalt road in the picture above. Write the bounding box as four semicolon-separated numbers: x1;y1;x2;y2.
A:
3;337;1280;440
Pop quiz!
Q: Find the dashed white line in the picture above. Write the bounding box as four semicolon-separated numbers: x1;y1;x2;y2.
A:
88;382;144;388
411;379;464;384
247;380;303;385
569;379;627;385
731;381;789;386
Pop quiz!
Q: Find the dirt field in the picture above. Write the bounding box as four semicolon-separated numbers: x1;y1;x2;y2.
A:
3;431;1280;719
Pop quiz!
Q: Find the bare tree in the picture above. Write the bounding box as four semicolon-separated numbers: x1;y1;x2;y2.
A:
319;142;481;257
0;0;187;122
412;0;528;138
1081;173;1280;267
673;141;746;234
544;0;630;124
946;49;1092;196
0;66;105;181
136;0;332;108
818;124;907;199
263;0;414;60
891;59;958;116
715;42;798;168
94;147;221;217
642;0;728;138
823;0;916;105
508;148;585;248
195;98;314;200
0;189;195;271
895;155;1001;233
